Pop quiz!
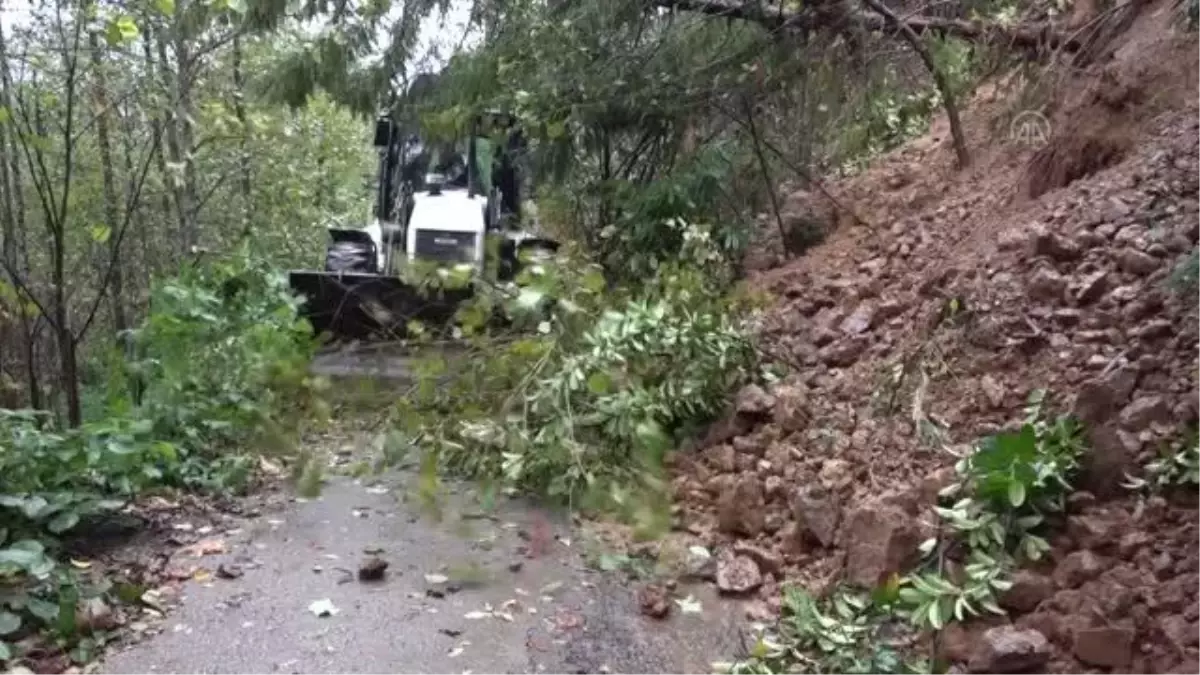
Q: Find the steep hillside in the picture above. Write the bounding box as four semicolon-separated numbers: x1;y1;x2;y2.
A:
670;2;1199;672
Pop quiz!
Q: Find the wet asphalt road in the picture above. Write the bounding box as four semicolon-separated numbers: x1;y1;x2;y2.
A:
98;467;747;674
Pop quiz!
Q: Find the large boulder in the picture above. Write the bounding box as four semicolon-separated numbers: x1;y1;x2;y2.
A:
842;499;921;587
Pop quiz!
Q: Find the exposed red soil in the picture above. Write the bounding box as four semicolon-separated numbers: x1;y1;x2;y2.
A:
667;1;1200;672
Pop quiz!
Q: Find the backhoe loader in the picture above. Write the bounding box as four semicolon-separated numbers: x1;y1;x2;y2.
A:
288;111;559;341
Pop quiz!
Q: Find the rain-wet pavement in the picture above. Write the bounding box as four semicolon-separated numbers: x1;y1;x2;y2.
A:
99;461;749;674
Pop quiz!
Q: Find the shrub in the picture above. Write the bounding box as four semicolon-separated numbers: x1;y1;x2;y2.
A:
127;249;328;490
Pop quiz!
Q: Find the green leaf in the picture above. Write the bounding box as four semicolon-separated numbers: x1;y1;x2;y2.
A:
0;639;10;660
586;371;612;395
1007;479;1026;508
27;597;59;622
90;224;112;243
0;611;21;636
154;0;175;15
0;105;9;124
48;511;80;534
104;16;140;46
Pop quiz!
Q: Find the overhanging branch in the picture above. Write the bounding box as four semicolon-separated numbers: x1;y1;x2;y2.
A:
650;0;1083;52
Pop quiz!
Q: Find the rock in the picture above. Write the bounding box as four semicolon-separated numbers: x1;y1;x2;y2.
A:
1054;550;1105;589
1073;378;1123;424
1159;615;1199;653
76;597;118;635
771;383;810;433
1067;513;1121;551
1114;247;1160;275
216;563;244;580
1033;229;1082;261
839;303;876;335
763;442;791;471
819;338;867;367
704;445;736;473
1001;571;1055;613
1075;270;1110;305
732;542;784;576
1072;624;1135;668
980;375;1006;408
682;546;717;581
843;500;921;587
1134;319;1174;340
1077;423;1133;498
735;384;775;417
700;414;755;448
1027;266;1067;302
967;626;1051;673
1104;365;1141;404
1117;531;1153;557
715;554;763;595
818;458;854;491
1119;395;1171;431
792;484;840;548
733;435;765;457
717;475;765;537
636;584;671;619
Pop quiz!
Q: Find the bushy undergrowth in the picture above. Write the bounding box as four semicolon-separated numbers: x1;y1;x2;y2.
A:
127;252;327;490
392;220;760;533
727;392;1085;674
1;251;322;663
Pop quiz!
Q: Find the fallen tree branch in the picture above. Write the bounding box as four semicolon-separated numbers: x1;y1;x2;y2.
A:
651;0;1082;52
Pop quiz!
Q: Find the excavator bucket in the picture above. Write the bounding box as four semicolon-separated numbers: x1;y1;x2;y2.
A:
288;270;474;342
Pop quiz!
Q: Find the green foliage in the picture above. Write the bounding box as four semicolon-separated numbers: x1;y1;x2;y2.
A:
597;145;753;280
901;391;1084;628
391;220;756;530
1;249;327;662
1124;426;1200;492
832;34;979;175
128;249;327;491
0;409;170;662
719;587;923;675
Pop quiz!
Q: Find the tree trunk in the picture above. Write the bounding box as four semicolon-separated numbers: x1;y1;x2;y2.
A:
156;29;196;259
232;35;253;235
0;8;16;396
142;32;174;239
860;0;970;169
88;29;130;340
171;3;200;256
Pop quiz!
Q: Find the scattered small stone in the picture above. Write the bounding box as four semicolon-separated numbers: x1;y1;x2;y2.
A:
507;561;524;573
732;542;784;577
715;553;762;595
216;563;243;580
1054;550;1105;589
1000;571;1054;613
967;626;1051;673
358;556;389;582
636;584;671;619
